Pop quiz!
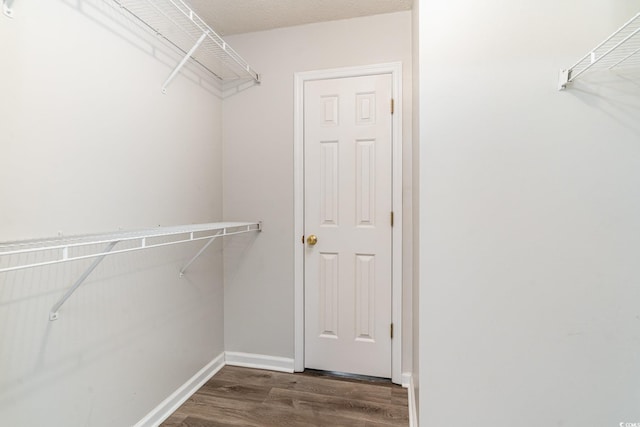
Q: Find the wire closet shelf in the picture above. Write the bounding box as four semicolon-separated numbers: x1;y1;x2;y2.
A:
0;222;262;320
112;0;260;92
559;12;640;89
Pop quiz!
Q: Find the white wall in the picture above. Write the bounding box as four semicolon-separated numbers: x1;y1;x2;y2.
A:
0;1;224;426
222;12;413;369
418;0;640;425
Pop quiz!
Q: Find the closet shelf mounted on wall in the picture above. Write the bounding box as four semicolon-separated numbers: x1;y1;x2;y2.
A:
0;222;262;320
559;12;640;90
112;0;260;93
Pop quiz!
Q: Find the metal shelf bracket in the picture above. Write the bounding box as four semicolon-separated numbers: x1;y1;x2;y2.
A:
558;69;571;90
179;230;221;277
162;31;209;94
3;0;14;18
49;241;120;321
179;222;262;277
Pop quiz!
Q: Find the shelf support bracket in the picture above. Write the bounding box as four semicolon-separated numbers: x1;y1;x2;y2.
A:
161;31;208;94
49;241;119;321
3;0;14;18
558;69;570;90
179;231;223;277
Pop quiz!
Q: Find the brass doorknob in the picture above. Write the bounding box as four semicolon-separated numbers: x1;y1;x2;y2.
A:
306;234;318;246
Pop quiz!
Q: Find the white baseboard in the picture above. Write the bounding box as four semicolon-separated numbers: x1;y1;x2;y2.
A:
225;351;295;373
136;352;405;426
134;352;225;427
405;373;418;427
401;372;412;388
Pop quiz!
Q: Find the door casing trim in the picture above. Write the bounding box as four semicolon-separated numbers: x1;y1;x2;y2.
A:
293;62;403;384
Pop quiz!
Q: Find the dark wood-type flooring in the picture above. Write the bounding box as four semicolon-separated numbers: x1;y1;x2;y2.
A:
161;365;409;427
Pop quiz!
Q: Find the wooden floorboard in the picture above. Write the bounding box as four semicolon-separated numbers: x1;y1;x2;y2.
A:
162;366;408;427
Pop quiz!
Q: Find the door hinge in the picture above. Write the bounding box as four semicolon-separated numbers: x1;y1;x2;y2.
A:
390;211;394;227
390;323;394;339
390;98;395;115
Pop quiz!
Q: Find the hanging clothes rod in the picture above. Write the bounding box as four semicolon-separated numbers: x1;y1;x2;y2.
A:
0;222;262;320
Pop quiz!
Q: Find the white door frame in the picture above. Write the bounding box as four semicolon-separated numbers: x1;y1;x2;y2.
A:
293;62;403;384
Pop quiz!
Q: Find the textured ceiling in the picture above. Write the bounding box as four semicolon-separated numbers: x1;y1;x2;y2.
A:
188;0;413;36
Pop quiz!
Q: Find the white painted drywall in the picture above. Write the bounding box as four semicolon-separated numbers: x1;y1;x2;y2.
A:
0;1;224;426
418;0;640;425
222;12;413;370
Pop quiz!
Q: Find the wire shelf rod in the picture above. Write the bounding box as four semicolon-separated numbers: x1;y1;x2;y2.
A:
559;11;640;89
0;222;261;321
108;0;260;88
166;0;259;81
0;222;261;274
566;12;640;73
0;222;259;253
111;1;223;80
609;45;640;69
569;23;640;83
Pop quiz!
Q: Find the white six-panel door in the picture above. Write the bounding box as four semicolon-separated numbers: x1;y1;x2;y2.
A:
304;74;393;378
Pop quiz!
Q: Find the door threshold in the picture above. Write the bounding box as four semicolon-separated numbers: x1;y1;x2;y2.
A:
301;369;392;385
